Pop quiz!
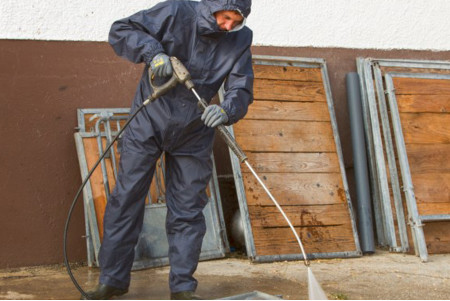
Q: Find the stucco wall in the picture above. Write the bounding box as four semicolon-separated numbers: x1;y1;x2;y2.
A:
1;0;450;50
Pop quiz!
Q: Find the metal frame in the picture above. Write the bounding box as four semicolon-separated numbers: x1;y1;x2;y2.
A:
221;55;361;262
373;66;409;252
75;108;228;269
76;108;130;132
357;58;450;262
384;71;450;261
356;59;386;247
360;59;397;249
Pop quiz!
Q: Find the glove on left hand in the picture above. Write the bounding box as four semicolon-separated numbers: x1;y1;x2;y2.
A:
201;105;229;127
150;53;173;78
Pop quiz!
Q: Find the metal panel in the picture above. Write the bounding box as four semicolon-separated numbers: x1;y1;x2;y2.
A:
361;59;397;248
220;291;282;300
373;65;409;252
357;57;450;261
384;72;450;261
75;108;228;269
356;58;386;247
222;55;361;262
384;73;427;261
76;108;130;132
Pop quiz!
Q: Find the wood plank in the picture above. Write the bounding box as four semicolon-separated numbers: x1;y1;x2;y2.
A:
248;204;351;228
245;100;331;121
245;152;340;173
83;137;109;240
254;79;326;102
399;113;450;144
393;77;450;95
406;144;450;173
253;64;323;82
396;94;450;113
233;120;336;152
251;225;357;256
151;157;167;204
411;173;450;205
241;172;346;206
418;202;450;216
423;221;450;254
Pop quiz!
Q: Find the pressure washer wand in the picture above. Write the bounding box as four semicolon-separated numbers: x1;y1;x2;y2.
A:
189;87;310;267
65;56;314;299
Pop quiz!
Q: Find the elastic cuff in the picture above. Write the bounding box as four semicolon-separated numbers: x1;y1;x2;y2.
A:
143;44;165;65
221;105;235;126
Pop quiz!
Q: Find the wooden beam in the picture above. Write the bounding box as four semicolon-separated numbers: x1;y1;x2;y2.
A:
241;172;346;206
243;152;340;173
253;64;323;82
254;79;326;102
400;113;450;144
393;77;450;95
412;173;450;206
245;100;331;121
423;222;450;254
234;119;336;152
406;144;450;173
396;94;450;113
252;225;356;256
248;203;351;228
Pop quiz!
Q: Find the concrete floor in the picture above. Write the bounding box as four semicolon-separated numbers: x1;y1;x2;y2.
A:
1;250;449;300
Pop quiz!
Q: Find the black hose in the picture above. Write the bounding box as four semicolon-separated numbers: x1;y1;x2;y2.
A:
63;103;146;299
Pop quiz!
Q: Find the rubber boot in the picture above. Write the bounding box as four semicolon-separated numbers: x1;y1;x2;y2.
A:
80;283;128;300
170;291;203;300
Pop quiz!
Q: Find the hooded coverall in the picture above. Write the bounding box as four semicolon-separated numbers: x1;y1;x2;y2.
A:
99;0;254;294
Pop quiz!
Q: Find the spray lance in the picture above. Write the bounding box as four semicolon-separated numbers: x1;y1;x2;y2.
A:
64;57;327;299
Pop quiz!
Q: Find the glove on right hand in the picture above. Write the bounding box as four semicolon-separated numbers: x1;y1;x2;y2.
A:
201;105;229;128
150;53;173;78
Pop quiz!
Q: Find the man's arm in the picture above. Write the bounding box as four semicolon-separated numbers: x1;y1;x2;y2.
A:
108;2;175;65
220;46;254;125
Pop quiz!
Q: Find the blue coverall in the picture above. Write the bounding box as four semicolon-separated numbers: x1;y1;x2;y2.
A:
98;0;254;294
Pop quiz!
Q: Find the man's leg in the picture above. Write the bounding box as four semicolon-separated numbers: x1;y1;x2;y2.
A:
164;147;213;294
98;131;162;290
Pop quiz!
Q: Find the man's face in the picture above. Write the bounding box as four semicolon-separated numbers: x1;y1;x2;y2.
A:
214;10;244;31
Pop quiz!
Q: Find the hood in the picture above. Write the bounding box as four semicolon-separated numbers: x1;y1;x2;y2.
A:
197;0;252;36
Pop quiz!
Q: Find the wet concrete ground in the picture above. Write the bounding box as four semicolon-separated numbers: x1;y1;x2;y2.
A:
1;250;449;300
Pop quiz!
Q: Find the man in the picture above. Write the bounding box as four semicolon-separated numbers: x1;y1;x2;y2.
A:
84;0;253;299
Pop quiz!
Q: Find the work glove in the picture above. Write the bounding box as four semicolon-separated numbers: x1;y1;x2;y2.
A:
201;105;229;127
150;53;173;78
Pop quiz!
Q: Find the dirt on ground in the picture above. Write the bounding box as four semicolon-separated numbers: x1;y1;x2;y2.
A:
0;250;449;300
